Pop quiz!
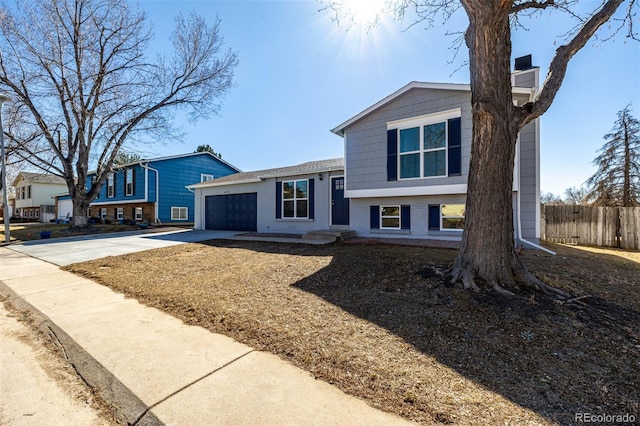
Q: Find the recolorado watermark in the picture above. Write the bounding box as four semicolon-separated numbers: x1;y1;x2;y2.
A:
575;412;636;424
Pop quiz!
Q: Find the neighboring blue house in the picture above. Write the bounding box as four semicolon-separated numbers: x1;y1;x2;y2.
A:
87;152;241;224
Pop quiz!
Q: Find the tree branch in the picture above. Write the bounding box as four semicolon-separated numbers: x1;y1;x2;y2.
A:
519;0;627;126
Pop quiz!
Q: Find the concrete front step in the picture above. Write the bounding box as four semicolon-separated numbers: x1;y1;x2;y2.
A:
302;230;356;241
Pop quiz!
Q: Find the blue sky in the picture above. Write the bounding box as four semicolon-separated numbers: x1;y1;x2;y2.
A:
136;0;640;196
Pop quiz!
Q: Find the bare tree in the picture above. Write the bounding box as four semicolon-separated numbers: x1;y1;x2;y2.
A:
323;0;637;296
541;192;564;205
564;186;590;205
586;105;640;207
0;0;238;227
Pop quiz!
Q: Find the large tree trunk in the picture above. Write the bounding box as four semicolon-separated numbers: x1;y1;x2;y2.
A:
71;192;91;228
451;3;567;297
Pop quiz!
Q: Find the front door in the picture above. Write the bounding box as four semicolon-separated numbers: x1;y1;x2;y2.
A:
331;177;350;226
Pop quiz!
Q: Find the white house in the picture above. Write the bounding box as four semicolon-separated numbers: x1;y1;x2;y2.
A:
12;172;67;222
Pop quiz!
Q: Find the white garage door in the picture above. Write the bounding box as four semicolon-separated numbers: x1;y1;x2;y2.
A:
58;199;73;219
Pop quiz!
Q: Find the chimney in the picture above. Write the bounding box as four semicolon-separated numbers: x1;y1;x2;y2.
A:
512;54;539;89
514;54;532;71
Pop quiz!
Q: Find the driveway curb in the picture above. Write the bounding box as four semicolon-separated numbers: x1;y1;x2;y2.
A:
0;282;163;426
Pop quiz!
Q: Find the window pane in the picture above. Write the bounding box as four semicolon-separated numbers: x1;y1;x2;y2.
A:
442;218;464;230
283;182;294;199
283;200;295;217
381;206;400;217
399;127;420;153
441;204;465;217
296;200;308;218
424;150;446;177
423;122;446;150
381;218;400;228
400;153;420;179
296;180;308;198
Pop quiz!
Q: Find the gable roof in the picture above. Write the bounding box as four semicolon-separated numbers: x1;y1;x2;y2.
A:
12;171;66;186
330;81;535;136
90;151;243;174
188;157;344;189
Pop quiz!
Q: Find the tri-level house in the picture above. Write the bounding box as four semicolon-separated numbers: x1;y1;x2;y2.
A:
191;57;542;245
81;152;240;224
12;172;68;222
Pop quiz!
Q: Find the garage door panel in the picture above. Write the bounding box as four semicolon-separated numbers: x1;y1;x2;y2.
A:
205;193;257;231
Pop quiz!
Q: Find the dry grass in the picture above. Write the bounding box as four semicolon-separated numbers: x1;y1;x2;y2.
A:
0;223;141;242
65;241;640;425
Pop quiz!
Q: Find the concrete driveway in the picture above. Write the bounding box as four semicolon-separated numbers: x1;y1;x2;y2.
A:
6;229;239;266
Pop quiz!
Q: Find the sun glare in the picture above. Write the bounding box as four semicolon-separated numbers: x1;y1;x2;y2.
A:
343;0;388;28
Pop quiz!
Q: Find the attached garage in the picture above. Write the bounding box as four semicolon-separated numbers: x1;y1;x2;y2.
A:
205;193;257;231
57;198;73;219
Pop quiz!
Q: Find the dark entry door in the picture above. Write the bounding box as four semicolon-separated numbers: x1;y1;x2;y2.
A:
205;193;257;231
331;177;349;226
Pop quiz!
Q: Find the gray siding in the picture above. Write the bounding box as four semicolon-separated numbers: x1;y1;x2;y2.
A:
195;171;343;233
513;68;538;88
344;88;472;192
519;120;539;241
350;195;466;240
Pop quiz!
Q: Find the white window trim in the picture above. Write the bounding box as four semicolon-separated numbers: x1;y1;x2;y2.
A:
100;208;107;219
282;179;309;219
117;208;124;220
107;173;115;198
380;205;401;230
125;169;134;196
201;174;214;183
171;206;188;221
397;120;448;180
440;204;465;232
135;207;143;221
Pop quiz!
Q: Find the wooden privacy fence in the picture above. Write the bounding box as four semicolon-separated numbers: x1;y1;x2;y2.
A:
543;205;640;250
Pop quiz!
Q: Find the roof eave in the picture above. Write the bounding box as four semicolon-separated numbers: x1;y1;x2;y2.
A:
331;83;535;136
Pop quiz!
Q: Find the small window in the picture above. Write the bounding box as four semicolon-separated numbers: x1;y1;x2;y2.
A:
171;207;188;221
21;187;25;200
125;169;134;196
441;204;465;231
135;207;143;221
117;208;124;220
107;173;115;198
380;205;400;229
27;185;32;199
100;208;107;219
282;179;308;219
201;174;214;182
35;209;39;218
28;209;33;218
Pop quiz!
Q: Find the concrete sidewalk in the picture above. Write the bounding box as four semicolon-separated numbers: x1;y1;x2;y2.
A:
0;248;410;425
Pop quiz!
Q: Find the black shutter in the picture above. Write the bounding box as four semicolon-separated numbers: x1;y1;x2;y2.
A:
370;205;380;229
308;178;314;220
132;168;136;195
276;181;282;219
428;205;440;230
387;129;398;181
401;205;411;230
447;117;461;176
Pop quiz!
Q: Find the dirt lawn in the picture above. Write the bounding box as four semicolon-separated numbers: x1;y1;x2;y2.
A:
65;241;640;425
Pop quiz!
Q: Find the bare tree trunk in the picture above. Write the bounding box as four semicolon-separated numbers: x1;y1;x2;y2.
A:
623;116;631;207
72;195;90;228
451;3;568;297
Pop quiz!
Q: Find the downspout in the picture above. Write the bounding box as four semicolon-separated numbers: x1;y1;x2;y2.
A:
140;163;160;223
516;189;555;255
515;116;555;255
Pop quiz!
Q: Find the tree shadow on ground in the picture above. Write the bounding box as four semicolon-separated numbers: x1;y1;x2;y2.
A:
284;242;640;424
